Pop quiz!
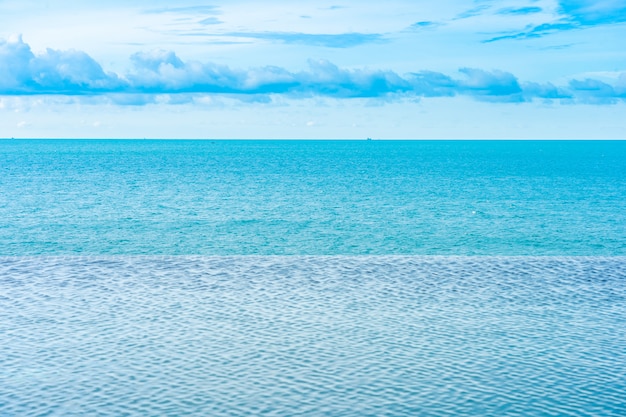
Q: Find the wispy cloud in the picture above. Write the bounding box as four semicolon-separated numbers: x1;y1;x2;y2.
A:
485;0;626;42
456;5;492;20
198;17;222;25
2;37;625;105
558;0;626;25
409;21;442;30
483;22;577;42
496;6;543;16
143;5;221;15
220;32;385;48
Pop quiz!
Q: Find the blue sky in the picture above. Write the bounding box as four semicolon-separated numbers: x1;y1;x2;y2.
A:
1;0;626;139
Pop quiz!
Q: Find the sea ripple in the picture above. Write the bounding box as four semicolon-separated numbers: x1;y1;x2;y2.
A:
1;256;625;416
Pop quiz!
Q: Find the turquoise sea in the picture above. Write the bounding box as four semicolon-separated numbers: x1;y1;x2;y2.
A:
1;140;625;255
1;140;625;416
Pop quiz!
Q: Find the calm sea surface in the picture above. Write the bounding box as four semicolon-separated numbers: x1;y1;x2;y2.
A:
1;140;625;416
1;139;625;255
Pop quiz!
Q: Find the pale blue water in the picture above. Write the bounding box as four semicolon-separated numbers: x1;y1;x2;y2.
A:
1;140;626;416
1;256;625;416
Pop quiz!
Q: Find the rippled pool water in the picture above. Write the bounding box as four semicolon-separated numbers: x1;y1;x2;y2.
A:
2;256;625;416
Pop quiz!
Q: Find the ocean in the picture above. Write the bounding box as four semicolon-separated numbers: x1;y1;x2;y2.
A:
2;139;625;255
1;140;625;416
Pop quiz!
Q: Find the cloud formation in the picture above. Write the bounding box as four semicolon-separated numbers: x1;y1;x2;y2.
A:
559;0;626;25
485;0;626;42
0;35;124;94
143;5;221;15
219;32;385;48
484;23;577;42
409;21;442;30
1;37;625;105
496;6;543;16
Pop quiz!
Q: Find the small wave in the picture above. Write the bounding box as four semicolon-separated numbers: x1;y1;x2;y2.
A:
1;256;625;416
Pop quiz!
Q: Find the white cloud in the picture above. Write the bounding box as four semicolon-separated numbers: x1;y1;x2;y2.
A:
2;37;626;106
2;1;626;138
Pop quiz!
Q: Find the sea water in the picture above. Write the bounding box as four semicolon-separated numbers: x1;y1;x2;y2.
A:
1;140;625;416
1;256;625;416
1;140;625;255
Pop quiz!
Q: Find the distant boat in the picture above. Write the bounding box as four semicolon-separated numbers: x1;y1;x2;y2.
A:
366;137;372;141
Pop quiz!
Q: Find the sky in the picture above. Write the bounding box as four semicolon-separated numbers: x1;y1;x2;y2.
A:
1;0;626;139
